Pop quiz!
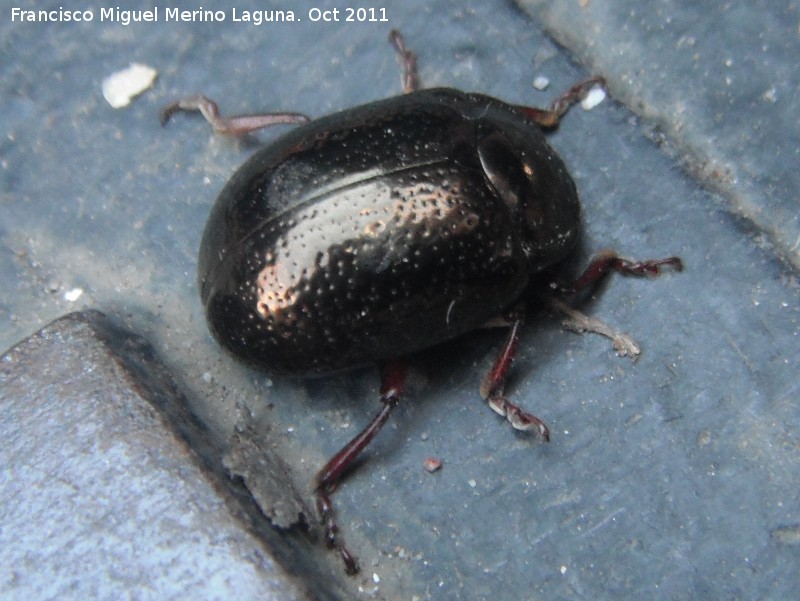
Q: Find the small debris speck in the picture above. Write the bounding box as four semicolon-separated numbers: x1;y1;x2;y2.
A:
423;457;443;473
102;63;158;108
533;75;550;90
63;288;83;302
763;87;778;103
580;85;606;110
467;478;477;488
771;524;800;546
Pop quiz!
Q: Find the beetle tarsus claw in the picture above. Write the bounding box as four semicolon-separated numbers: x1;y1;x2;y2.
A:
488;394;550;441
341;548;360;576
481;316;550;441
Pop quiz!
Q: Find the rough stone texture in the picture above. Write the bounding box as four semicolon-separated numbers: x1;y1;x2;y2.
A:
1;1;799;599
0;311;318;601
520;0;800;269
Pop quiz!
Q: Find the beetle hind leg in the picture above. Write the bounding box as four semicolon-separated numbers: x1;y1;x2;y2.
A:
388;29;420;93
160;94;310;135
314;361;408;575
480;318;550;441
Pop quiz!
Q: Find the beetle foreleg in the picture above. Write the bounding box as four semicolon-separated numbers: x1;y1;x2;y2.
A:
516;76;607;128
544;249;683;357
314;361;408;575
560;249;683;295
160;94;310;135
480;318;550;441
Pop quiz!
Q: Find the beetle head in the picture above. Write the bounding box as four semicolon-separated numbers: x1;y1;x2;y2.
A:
475;113;581;272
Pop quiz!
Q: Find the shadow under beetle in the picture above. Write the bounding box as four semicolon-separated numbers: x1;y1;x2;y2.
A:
162;30;683;575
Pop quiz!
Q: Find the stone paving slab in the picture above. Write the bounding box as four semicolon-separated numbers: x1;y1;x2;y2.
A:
521;0;800;269
0;311;326;601
2;1;799;599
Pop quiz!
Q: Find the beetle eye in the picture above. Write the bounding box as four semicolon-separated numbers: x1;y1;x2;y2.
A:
477;133;530;212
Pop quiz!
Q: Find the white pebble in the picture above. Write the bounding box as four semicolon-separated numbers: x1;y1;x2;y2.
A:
533;75;550;90
102;63;158;108
581;85;606;110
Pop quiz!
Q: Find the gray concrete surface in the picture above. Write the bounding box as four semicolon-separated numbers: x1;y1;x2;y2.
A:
522;0;800;270
0;311;321;601
1;0;799;599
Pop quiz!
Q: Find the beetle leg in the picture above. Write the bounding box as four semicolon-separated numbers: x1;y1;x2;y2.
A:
480;318;550;441
388;29;420;93
561;249;683;295
314;361;408;575
516;76;607;128
160;94;310;135
547;295;642;358
545;250;683;357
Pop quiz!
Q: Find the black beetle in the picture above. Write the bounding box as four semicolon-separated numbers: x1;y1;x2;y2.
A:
163;30;682;575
